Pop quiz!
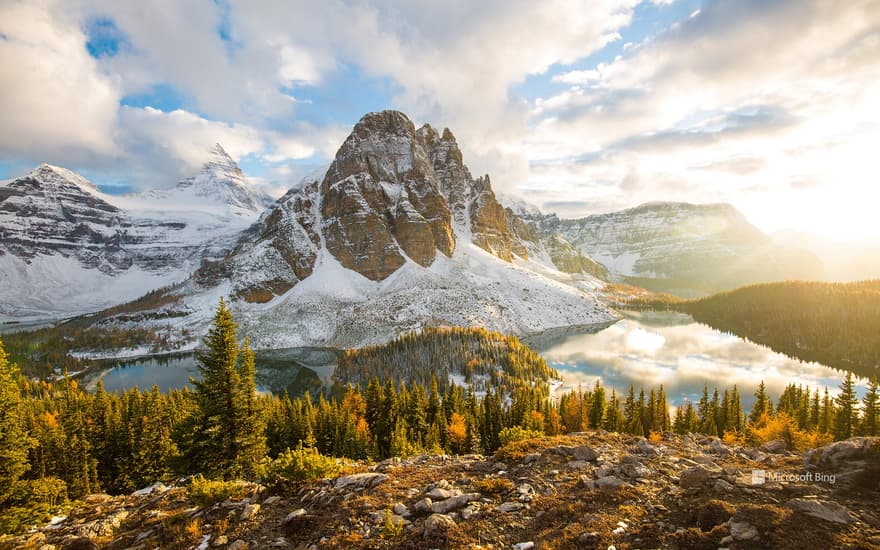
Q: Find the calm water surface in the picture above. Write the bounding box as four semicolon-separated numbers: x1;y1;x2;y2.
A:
532;310;865;407
82;311;864;404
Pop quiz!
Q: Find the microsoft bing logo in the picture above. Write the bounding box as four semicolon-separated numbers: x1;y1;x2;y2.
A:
751;469;766;485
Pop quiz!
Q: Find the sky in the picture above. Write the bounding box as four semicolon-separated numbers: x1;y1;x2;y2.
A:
1;0;879;240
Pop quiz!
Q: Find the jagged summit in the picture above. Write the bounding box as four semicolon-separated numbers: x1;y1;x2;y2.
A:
24;163;102;194
166;143;273;213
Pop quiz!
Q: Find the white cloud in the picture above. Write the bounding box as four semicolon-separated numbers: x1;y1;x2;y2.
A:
0;0;120;163
517;0;880;237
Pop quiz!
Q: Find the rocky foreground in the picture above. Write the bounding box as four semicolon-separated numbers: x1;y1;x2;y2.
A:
4;433;879;550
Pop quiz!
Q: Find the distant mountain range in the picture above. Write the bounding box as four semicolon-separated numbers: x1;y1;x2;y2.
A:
0;111;832;349
0;145;272;320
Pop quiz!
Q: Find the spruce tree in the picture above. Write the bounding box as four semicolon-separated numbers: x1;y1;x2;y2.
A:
188;298;264;479
750;381;772;424
834;372;858;440
861;378;879;436
0;337;29;504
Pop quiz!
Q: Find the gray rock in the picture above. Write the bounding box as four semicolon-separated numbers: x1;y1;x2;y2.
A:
513;542;535;550
413;498;433;514
241;503;260;520
714;479;734;492
594;476;628;489
228;541;249;550
709;439;731;456
262;496;282;505
76;510;129;539
786;498;854;524
431;493;481;514
636;439;661;455
334;473;388;491
729;520;759;541
572;445;599;461
679;466;718;489
619;458;650;479
523;453;541;464
283;509;307;524
460;506;475;520
496;501;525;513
423;514;456;537
566;460;588;470
760;439;788;454
392;502;408;516
426;488;458;500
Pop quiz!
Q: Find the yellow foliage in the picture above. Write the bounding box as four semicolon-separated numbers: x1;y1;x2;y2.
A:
447;413;467;453
648;431;663;444
722;430;745;446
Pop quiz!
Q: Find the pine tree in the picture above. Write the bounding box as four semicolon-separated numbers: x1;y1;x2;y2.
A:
234;338;266;477
819;387;834;433
588;380;605;429
861;378;879;436
0;337;29;504
834;372;858;440
750;381;772;424
188;299;265;479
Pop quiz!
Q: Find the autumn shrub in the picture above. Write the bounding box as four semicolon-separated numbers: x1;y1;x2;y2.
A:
263;444;341;490
473;477;514;496
186;475;247;507
499;426;544;446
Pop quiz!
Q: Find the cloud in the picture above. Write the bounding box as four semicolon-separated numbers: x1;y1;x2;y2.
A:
517;0;880;236
0;0;120;163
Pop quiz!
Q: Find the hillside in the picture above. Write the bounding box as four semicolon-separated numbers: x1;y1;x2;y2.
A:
3;434;878;549
0;146;272;321
334;326;558;394
67;110;616;352
514;201;824;297
676;280;880;379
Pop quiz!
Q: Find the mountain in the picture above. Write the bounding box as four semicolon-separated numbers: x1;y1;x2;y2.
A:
136;143;275;214
0;148;272;321
513;201;824;297
92;110;617;349
772;230;880;282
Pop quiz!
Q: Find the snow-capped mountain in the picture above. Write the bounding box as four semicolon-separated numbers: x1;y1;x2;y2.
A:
137;143;274;215
513;200;824;296
0;148;273;320
93;110;618;349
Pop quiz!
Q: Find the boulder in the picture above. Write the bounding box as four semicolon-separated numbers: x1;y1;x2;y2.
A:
423;513;456;537
786;498;855;524
333;473;388;491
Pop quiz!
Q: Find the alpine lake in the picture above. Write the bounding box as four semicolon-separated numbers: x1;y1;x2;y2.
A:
77;310;866;406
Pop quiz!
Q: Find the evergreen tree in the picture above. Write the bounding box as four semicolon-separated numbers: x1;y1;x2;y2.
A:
750;381;772;424
861;378;879;436
0;337;29;504
834;372;858;440
188;299;265;479
819;387;834;433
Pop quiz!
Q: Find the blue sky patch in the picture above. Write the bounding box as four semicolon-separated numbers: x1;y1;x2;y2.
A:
85;17;128;58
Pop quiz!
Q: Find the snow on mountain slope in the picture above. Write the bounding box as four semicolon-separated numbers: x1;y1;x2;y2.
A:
0;147;273;321
234;239;616;349
516;201;824;296
90;111;618;349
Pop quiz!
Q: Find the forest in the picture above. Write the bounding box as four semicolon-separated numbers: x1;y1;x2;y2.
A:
0;300;878;534
678;280;880;379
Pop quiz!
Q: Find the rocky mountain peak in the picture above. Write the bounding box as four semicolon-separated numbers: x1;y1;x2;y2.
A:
320;110;455;281
174;143;271;212
25;163;102;194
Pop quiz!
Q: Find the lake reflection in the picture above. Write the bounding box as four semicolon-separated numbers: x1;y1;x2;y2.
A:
85;347;337;397
536;310;865;407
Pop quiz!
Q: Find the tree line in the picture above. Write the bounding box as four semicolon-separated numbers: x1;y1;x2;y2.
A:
669;280;880;380
1;300;878;532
